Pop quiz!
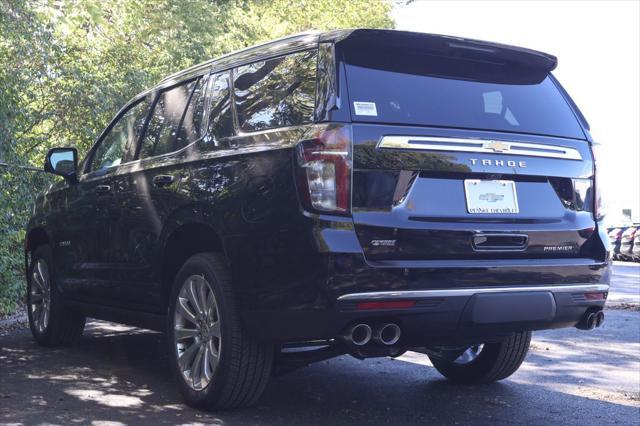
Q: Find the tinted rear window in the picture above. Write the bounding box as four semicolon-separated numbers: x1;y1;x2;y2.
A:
343;48;584;139
207;71;233;143
234;50;317;132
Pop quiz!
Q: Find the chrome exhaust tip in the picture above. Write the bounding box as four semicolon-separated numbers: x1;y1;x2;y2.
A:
373;323;401;346
586;313;597;330
576;309;604;330
343;323;372;346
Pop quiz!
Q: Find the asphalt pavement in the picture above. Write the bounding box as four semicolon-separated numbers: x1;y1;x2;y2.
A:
1;264;639;425
608;262;640;306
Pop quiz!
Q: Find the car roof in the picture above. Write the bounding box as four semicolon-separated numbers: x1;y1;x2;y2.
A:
159;30;322;84
159;28;557;85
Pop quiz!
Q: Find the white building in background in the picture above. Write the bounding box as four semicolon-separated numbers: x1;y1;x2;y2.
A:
606;201;640;226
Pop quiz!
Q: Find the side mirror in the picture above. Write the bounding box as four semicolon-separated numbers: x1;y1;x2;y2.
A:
44;147;78;182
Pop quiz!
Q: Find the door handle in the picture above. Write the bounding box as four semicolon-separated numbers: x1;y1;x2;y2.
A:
152;174;175;187
95;185;111;195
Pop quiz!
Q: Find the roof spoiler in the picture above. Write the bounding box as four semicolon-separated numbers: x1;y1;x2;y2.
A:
328;29;557;72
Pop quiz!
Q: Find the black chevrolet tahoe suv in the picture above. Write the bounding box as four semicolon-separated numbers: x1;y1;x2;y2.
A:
25;29;611;410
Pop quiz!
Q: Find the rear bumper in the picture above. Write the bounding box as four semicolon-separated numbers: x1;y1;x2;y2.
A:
337;283;608;344
243;280;609;345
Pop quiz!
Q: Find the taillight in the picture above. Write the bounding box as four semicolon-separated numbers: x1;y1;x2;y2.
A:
591;143;606;220
584;292;606;301
296;124;352;214
572;178;592;211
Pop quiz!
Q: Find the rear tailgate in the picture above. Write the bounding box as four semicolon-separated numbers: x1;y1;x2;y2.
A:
335;31;601;262
351;124;596;260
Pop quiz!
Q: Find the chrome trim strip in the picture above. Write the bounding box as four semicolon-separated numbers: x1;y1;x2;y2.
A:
337;284;609;301
377;136;583;161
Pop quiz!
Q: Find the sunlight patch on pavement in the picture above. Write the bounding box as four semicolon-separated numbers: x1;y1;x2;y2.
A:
130;387;153;397
65;389;144;408
46;374;82;381
510;376;640;408
156;403;187;411
395;351;433;367
529;338;640;361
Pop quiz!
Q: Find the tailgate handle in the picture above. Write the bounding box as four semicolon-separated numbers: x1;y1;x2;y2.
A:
472;233;528;251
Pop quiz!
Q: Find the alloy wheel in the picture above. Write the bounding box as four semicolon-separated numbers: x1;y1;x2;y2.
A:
30;259;51;334
174;275;221;391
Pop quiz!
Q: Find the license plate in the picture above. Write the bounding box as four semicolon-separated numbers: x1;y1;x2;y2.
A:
464;180;519;214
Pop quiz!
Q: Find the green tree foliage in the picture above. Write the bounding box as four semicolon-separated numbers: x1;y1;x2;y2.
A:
0;0;394;314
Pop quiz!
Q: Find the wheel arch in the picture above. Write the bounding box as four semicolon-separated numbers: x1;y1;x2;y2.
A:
24;227;51;279
159;220;227;310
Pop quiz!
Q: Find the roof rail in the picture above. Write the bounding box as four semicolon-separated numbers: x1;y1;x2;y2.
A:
159;30;321;84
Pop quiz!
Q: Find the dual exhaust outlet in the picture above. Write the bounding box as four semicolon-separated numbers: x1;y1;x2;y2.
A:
578;309;605;330
344;310;605;344
575;309;605;330
342;323;401;346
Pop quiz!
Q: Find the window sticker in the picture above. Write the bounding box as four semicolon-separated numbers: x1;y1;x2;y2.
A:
353;101;378;116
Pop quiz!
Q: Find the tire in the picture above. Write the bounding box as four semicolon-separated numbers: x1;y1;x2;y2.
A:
167;253;274;410
429;331;531;384
27;245;86;346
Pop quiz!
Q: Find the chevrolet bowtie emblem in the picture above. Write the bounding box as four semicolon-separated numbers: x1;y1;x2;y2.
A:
484;141;511;152
479;193;505;202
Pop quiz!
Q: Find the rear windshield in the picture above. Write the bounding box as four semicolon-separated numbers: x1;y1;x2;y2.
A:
342;48;585;139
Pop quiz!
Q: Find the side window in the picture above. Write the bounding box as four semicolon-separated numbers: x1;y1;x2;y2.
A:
140;79;198;159
205;71;233;146
233;50;317;132
174;76;208;149
90;97;150;172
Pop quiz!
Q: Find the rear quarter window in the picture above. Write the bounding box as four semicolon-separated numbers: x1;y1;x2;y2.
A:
205;71;233;147
233;50;317;132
